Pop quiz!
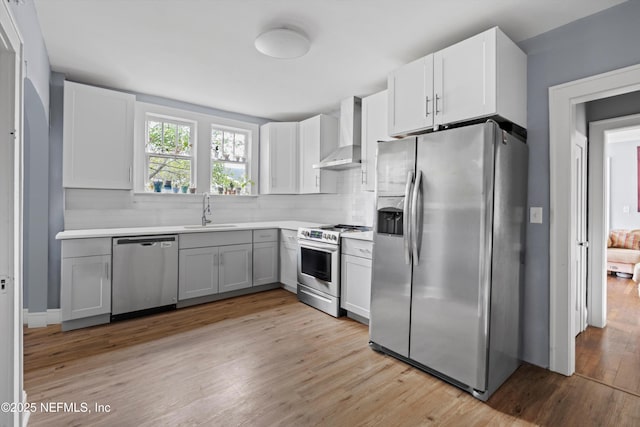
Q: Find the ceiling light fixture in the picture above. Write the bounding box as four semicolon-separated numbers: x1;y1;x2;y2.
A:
255;28;310;59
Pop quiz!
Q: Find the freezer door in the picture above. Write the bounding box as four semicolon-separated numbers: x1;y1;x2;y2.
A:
376;137;417;197
370;233;412;357
409;122;496;392
370;137;416;356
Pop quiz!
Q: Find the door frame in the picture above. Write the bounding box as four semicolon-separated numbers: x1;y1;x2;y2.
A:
0;2;24;426
549;63;640;376
587;113;640;329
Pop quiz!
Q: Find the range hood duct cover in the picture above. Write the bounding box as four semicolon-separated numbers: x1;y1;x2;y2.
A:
313;96;362;170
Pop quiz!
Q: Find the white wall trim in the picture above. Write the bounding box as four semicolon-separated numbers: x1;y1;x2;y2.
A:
549;62;640;376
588;114;640;329
22;309;61;326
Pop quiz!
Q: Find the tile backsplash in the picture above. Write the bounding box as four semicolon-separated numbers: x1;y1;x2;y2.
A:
64;169;375;230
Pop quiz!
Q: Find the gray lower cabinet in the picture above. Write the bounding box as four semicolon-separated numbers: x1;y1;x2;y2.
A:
178;247;220;300
341;239;373;320
61;238;112;324
279;229;298;292
253;229;279;286
219;244;253;292
253;242;278;286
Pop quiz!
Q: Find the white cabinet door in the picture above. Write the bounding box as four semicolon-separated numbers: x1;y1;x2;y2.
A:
253;242;278;286
361;90;389;192
178;247;220;300
219;244;252;292
388;54;433;136
63;81;135;189
61;255;111;321
260;122;299;194
433;29;496;127
341;254;372;319
299;114;338;194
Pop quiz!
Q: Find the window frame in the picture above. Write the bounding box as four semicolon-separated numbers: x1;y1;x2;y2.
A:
210;125;251;194
134;102;259;196
144;114;196;192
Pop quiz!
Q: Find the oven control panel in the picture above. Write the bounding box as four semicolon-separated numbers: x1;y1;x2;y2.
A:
298;228;339;243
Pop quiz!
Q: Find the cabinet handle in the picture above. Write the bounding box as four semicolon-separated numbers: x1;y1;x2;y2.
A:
129;166;132;183
435;94;441;115
220;254;224;266
425;96;430;117
315;175;319;188
214;254;218;265
105;262;109;280
361;169;366;184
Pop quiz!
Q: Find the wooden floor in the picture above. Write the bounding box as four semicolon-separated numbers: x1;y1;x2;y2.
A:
576;275;640;395
24;289;640;426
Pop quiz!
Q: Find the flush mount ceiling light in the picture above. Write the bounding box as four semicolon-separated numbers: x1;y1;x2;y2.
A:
255;28;310;59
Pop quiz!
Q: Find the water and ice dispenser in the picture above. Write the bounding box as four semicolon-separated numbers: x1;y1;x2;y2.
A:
376;197;405;236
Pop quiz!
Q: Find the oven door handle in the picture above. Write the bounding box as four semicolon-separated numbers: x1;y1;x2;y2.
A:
297;240;339;253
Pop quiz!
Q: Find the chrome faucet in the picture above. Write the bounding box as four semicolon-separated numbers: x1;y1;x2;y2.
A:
201;193;212;226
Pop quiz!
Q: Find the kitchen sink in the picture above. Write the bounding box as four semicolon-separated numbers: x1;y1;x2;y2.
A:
183;224;238;229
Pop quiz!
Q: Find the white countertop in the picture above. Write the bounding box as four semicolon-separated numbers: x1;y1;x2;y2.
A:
56;221;324;240
341;230;374;242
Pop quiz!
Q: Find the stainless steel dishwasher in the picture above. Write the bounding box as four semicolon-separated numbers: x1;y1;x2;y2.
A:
112;235;178;319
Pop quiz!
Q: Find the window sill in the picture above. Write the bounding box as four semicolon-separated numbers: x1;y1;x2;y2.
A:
133;192;258;198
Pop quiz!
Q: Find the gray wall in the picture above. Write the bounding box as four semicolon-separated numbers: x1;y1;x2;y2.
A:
608;139;640;230
48;73;65;309
9;1;51;313
518;0;640;367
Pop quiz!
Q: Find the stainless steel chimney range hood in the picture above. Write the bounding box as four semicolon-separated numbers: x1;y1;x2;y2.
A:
313;96;362;170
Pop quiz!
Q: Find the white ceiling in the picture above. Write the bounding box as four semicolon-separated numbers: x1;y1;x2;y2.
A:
34;0;626;121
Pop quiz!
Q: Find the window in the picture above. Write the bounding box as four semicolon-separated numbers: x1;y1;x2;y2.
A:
135;101;259;196
211;127;251;195
144;115;194;192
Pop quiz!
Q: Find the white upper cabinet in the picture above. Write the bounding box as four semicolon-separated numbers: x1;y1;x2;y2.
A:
388;55;434;136
299;114;339;194
63;81;135;189
361;90;390;192
388;27;526;137
260;122;299;194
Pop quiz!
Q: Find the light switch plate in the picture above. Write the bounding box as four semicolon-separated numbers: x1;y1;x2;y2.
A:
623;205;630;214
530;207;543;224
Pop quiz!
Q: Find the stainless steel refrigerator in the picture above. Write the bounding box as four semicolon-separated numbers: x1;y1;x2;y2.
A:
369;120;527;401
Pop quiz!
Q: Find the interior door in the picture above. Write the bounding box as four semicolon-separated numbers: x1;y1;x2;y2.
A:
572;131;588;336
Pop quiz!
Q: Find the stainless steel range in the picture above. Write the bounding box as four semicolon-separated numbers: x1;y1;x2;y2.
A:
297;224;370;317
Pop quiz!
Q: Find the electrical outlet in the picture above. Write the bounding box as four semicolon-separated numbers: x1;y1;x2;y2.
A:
623;205;630;214
530;207;543;224
0;276;8;294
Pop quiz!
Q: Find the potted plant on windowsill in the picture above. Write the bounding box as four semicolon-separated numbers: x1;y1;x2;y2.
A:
238;175;254;195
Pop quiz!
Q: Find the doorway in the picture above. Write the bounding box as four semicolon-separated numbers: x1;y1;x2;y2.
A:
575;118;640;393
549;63;640;376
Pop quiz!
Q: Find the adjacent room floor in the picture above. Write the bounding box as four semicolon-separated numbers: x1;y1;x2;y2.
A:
24;289;640;426
576;275;640;395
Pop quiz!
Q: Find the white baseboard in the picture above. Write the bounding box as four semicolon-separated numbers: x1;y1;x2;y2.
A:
46;309;61;324
23;309;61;327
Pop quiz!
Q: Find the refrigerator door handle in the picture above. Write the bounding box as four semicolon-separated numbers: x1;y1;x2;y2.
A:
411;170;423;265
403;170;414;265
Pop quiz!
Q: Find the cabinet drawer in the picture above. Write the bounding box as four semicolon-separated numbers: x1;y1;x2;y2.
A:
180;231;252;249
62;238;111;258
280;229;299;249
253;229;278;243
342;239;373;259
